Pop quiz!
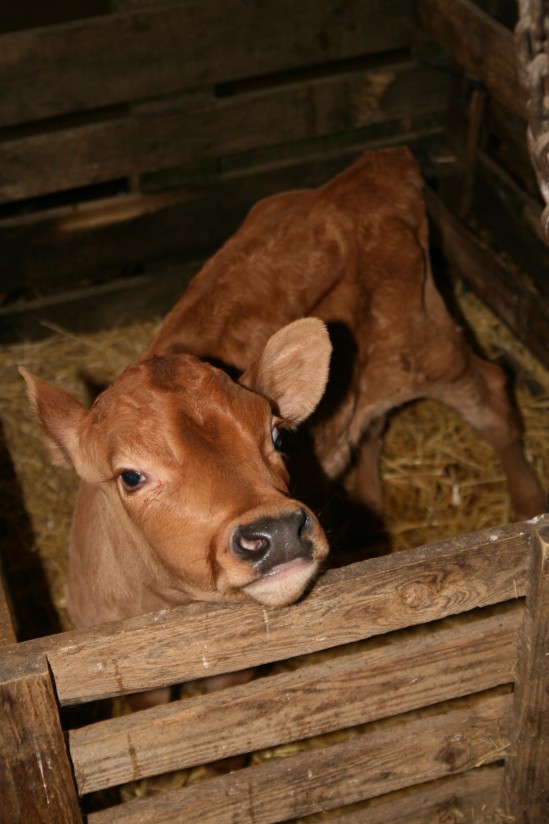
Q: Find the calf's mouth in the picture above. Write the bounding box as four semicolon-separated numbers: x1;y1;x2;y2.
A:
229;506;328;607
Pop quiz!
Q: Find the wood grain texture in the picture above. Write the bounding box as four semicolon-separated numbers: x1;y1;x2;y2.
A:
34;521;530;707
471;153;549;302
425;187;549;371
484;96;536;191
417;0;525;119
326;764;504;824
501;520;549;822
86;693;511;821
0;521;539;819
0;655;82;823
0;131;444;298
69;609;520;793
0;0;414;128
0;263;200;346
0;61;447;202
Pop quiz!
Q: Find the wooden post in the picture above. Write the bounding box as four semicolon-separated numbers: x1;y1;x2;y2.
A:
501;517;549;822
0;652;83;824
459;85;487;219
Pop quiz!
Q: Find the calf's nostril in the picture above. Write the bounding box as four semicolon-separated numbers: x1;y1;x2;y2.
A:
230;507;314;566
237;535;269;553
231;526;272;561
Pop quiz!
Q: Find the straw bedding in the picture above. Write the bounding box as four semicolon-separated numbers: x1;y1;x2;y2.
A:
0;283;547;815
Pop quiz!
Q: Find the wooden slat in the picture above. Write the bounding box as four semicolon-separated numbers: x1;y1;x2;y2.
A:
69;609;520;793
87;693;511;821
502;520;549;822
28;521;529;706
425;187;549;370
417;0;526;119
0;264;200;345
0;0;414;129
0;654;82;823
0;187;200;294
329;765;503;824
470;153;549;301
90;766;505;824
0;130;444;300
484;96;538;192
0;61;447;202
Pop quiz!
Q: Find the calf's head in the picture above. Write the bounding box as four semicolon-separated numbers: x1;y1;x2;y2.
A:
20;319;332;612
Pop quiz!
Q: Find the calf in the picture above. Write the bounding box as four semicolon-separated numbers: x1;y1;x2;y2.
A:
22;147;544;631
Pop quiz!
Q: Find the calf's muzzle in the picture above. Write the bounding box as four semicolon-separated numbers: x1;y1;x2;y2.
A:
230;507;313;571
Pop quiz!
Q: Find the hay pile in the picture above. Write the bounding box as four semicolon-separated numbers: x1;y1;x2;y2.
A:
1;285;546;636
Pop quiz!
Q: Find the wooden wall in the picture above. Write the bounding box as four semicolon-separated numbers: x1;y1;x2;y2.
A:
0;0;448;341
0;0;547;371
419;0;549;369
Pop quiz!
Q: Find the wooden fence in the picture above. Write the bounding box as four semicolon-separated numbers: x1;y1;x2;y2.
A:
2;516;548;822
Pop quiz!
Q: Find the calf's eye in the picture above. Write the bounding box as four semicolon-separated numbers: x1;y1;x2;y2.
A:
120;470;145;490
272;426;283;451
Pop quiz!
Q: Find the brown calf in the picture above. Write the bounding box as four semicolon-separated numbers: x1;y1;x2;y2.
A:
22;147;544;632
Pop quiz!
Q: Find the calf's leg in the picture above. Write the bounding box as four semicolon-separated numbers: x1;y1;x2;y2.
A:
427;350;544;521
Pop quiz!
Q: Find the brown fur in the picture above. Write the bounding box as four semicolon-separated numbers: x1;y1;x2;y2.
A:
21;148;544;632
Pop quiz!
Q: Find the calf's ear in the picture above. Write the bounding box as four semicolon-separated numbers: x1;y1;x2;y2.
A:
240;318;332;425
19;367;89;473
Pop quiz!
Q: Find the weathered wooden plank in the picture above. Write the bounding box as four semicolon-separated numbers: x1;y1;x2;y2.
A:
425;186;549;370
417;0;526;119
86;693;511;821
30;521;530;706
0;264;200;345
0;654;82;823
0;61;447;202
501;519;549;822
484;97;537;193
328;765;503;824
0;518;531;709
90;765;505;824
471;153;549;302
0;188;199;294
0;131;444;297
69;609;519;793
0;0;415;128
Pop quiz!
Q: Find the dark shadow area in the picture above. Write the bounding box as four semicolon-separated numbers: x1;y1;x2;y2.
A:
0;418;61;640
286;425;391;568
427;207;505;360
285;321;392;566
78;370;111;405
0;0;111;34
